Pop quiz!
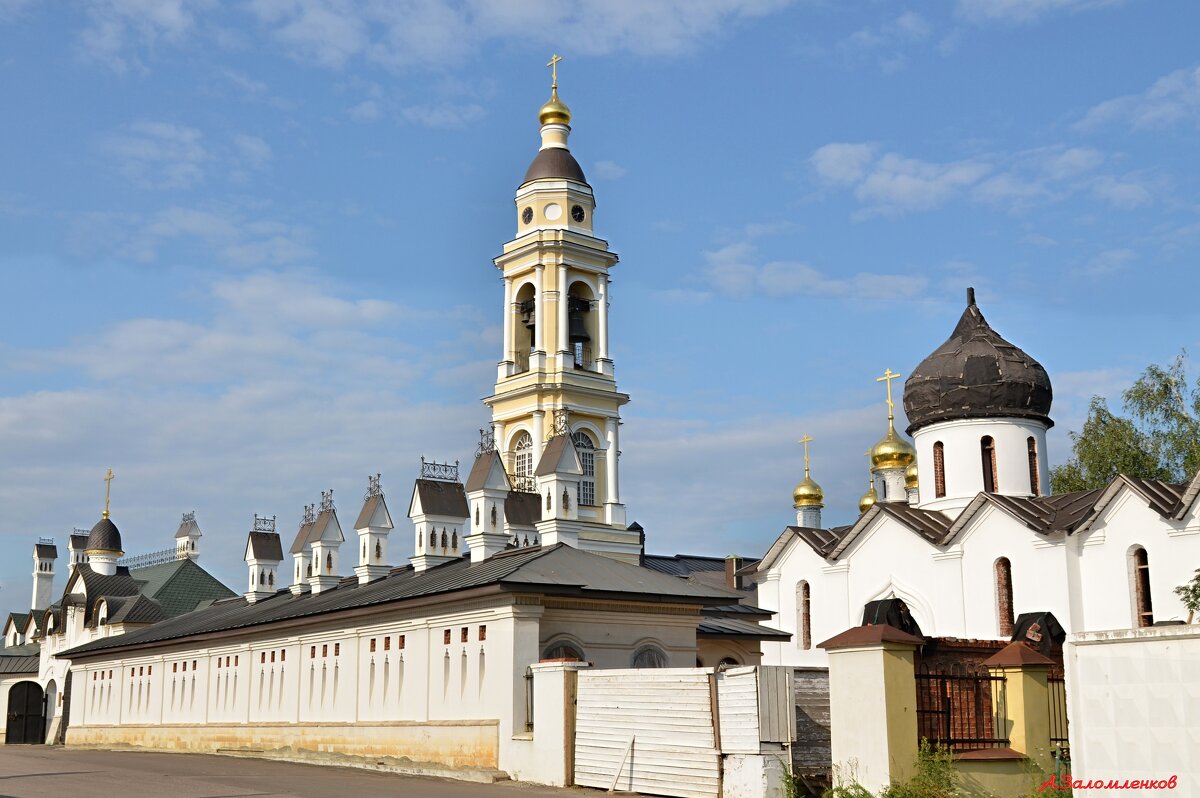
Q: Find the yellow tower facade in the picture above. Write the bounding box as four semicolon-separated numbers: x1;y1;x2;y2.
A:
482;60;636;562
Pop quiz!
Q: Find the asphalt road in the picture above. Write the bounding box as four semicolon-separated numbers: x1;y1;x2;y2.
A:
0;746;578;798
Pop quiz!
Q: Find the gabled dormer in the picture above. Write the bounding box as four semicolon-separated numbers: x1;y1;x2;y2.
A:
355;474;394;584
465;444;519;563
307;490;344;594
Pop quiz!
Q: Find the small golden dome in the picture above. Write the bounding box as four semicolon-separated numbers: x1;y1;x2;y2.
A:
539;88;572;126
793;476;824;508
905;461;919;489
858;483;878;514
870;420;916;471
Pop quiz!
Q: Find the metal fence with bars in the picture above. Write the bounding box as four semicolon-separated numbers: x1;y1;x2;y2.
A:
1047;674;1069;760
915;665;1009;752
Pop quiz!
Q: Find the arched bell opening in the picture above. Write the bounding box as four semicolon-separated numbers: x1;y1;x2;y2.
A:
567;281;596;370
513;282;537;372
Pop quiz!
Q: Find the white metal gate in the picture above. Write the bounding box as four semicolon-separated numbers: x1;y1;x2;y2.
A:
574;669;722;798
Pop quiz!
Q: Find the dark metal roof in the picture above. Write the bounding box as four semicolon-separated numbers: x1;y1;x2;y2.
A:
0;654;39;674
875;504;955;545
289;517;316;554
522;147;588;186
247;531;284;562
61;544;738;659
704;603;774;619
412;480;469;518
505;492;541;526
5;612;30;632
35;543;58;559
1123;477;1186;516
86;517;123;553
793;526;848;558
535;434;576;476
903;288;1052;434
129;557;236;618
106;594;167;625
697;617;791;641
69;533;90;549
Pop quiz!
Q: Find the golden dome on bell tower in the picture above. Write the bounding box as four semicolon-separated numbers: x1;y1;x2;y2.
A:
539;54;572;126
870;368;916;471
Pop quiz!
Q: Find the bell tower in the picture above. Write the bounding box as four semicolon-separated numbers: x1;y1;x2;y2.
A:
484;56;636;562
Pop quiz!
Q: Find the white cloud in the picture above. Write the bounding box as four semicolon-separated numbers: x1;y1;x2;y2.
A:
856;153;992;214
80;0;212;72
232;134;273;170
1077;65;1200;131
1089;175;1153;208
99;121;210;189
349;99;382;122
0;0;33;21
1081;247;1137;276
810;143;877;186
592;160;627;181
956;0;1123;24
399;102;485;129
703;241;927;300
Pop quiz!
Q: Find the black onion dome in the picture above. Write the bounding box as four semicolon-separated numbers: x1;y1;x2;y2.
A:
903;288;1053;435
86;517;123;554
522;147;588;186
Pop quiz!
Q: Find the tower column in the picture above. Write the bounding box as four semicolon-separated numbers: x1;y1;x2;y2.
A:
534;264;546;354
557;263;568;356
502;276;513;362
604;417;619;504
597;275;609;361
532;409;546;465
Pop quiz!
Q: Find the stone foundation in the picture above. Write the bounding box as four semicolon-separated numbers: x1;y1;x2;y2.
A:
66;720;500;773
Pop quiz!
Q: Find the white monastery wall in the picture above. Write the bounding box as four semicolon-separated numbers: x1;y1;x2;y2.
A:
1073;492;1200;630
1064;626;1200;796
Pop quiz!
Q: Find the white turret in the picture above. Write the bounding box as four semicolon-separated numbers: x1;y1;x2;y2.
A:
355;474;393;584
464;440;518;564
288;504;315;595
31;539;57;612
307;490;344;594
244;515;283;603
175;511;201;561
409;459;468;572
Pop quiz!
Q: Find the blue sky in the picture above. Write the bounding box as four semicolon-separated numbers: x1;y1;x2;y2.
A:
1;0;1199;614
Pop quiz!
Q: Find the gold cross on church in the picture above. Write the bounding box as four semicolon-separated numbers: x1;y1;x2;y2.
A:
547;53;562;90
102;467;115;519
876;368;902;420
798;434;814;477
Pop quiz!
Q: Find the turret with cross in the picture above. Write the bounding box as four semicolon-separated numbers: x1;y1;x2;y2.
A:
868;368;916;503
792;433;824;527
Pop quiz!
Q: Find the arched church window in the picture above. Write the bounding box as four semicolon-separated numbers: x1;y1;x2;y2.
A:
995;558;1014;637
450;530;457;551
513;431;533;487
362;543;367;560
632;645;669;668
1131;547;1153;627
440;529;448;550
375;540;382;561
562;488;570;511
268;572;274;587
542;640;584;661
981;436;998;493
475;506;480;527
259;571;265;585
933;442;946;498
325;552;333;573
796;581;811;650
429;529;436;548
1027;437;1040;496
306;564;312;578
572;431;596;506
490;505;497;526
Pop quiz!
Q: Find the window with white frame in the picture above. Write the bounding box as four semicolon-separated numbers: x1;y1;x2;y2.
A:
573;430;596;505
513;431;533;490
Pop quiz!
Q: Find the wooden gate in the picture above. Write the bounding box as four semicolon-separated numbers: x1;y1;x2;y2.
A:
574;669;721;798
5;682;45;745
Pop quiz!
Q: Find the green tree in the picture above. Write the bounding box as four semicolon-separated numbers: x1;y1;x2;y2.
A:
1051;353;1200;494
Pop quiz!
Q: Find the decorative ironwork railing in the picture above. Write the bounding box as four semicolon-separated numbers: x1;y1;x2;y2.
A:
511;475;536;493
122;547;186;570
916;667;1009;751
253;514;276;533
38;536;55;545
476;428;496;457
366;473;383;498
421;457;460;482
180;511;196;524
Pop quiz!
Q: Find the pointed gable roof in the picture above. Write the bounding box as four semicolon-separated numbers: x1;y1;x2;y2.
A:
245;532;284;562
356;493;395;529
105;594;167;626
289;514;316;555
176;513;201;539
465;450;512;493
309;508;344;544
535;434;582;477
829;503;953;560
408;480;468;519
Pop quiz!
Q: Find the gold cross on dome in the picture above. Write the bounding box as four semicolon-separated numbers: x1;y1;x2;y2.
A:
876;368;902;420
102;467;115;519
798;434;814;477
547;53;562;90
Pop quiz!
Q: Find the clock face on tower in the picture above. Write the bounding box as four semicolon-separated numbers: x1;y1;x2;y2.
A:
571;205;585;223
522;207;533;224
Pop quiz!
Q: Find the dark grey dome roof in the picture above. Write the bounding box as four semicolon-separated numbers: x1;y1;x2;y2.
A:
87;517;123;554
522;147;588;185
903;288;1053;435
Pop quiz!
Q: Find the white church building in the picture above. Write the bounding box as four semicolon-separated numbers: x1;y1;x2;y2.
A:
749;288;1200;667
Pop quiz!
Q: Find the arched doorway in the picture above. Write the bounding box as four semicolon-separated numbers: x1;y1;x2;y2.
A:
5;681;45;744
